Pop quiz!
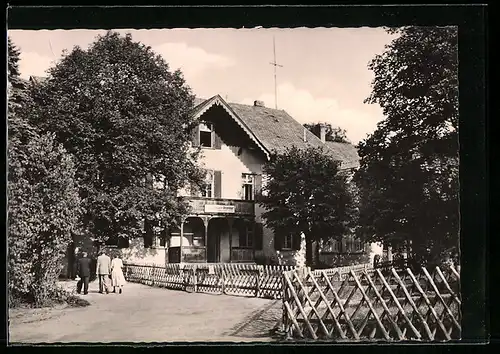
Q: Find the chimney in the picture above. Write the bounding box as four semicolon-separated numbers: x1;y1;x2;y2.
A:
254;100;265;107
303;127;307;142
319;124;327;143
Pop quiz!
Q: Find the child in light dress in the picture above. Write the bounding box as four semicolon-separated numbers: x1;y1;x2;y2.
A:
110;254;126;294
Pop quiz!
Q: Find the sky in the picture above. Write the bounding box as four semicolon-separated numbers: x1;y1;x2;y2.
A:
8;28;396;144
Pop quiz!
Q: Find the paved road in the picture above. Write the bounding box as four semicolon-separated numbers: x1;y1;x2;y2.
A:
9;280;282;343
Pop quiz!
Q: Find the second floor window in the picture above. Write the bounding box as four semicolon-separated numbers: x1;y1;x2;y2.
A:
199;122;213;148
242;173;255;201
201;170;214;198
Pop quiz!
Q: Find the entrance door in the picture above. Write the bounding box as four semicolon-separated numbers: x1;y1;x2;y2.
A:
207;219;221;263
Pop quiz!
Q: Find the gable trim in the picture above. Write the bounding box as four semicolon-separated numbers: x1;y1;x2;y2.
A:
192;95;271;160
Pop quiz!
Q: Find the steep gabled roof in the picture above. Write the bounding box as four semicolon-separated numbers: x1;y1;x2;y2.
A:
193;97;325;154
228;102;325;154
193;96;360;169
192;95;271;159
324;141;360;170
29;76;47;85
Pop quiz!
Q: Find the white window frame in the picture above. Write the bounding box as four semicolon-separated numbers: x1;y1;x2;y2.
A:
201;170;215;198
242;173;255;201
283;233;293;250
199;122;214;148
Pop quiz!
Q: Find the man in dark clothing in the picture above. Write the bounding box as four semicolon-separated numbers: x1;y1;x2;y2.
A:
76;252;91;295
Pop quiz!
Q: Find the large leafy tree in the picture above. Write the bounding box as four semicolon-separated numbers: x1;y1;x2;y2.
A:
8;38;81;306
354;27;459;265
26;31;204;243
303;122;350;143
259;146;356;266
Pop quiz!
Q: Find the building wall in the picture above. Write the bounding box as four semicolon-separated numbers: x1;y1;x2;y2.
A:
177;140;274;263
120;237;166;266
368;242;384;264
178;144;263;199
201;144;263;199
255;203;276;260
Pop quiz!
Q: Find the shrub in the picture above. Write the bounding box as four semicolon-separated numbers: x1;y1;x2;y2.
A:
254;254;280;266
8;131;81;307
319;252;370;268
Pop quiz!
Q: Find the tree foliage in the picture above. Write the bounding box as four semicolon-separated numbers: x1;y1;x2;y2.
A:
8;37;21;78
26;31;204;243
303;122;350;143
354;27;459;265
259;146;356;266
8;38;82;306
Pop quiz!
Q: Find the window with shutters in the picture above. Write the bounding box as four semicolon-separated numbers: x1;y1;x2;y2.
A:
153;222;168;248
201;170;214;198
283;233;293;250
199;122;213;148
242;173;255;201
239;222;254;248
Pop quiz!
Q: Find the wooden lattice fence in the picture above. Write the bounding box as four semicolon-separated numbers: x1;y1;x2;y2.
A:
281;266;461;341
123;262;297;299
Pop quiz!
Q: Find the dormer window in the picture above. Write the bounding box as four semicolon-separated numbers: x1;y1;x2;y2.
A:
199;122;213;148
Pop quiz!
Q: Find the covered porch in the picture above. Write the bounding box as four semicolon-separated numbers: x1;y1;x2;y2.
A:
167;197;262;263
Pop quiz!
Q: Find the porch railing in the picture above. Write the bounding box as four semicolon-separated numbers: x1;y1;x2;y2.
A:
231;247;254;262
184;197;255;216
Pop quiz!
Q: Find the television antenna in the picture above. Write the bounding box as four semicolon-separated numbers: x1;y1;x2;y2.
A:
269;36;283;109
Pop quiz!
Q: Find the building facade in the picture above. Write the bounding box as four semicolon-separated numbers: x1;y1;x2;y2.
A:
54;92;370;270
118;95;368;266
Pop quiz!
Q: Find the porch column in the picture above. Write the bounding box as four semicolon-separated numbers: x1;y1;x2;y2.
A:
203;217;210;263
180;217;186;263
228;217;234;263
251;219;256;261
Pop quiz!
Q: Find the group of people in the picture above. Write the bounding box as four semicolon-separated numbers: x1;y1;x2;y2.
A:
75;250;126;295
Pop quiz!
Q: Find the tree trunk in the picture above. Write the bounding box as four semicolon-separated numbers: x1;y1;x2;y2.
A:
313;241;320;267
305;237;313;267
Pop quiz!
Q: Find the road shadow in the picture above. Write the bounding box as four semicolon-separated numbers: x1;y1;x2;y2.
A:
225;300;283;341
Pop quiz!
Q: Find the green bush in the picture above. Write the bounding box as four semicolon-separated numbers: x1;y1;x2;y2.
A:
8;131;82;307
319;252;370;268
254;254;280;266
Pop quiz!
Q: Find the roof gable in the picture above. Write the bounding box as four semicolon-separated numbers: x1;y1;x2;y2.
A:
192;95;271;159
192;96;360;169
193;96;324;153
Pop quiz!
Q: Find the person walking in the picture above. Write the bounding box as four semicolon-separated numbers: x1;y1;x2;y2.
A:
76;251;91;295
96;250;112;294
110;254;126;294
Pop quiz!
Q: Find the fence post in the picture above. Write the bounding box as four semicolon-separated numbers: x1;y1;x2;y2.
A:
282;270;291;338
255;268;261;297
296;266;310;304
193;264;198;293
221;266;226;295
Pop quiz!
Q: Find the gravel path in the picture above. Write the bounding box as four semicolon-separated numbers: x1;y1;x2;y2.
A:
9;280;282;343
